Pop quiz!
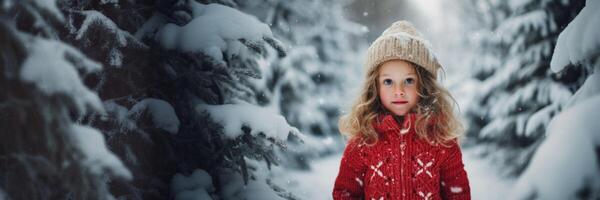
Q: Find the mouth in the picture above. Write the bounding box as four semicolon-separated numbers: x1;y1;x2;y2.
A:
392;100;408;105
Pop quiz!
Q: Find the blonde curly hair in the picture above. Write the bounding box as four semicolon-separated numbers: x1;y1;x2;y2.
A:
338;60;463;146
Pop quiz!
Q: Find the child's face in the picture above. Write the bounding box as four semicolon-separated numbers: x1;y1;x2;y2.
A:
377;60;420;116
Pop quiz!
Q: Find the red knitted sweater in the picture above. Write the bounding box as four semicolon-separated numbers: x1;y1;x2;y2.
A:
333;113;470;200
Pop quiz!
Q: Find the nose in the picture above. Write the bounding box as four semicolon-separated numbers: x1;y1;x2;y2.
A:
394;85;405;96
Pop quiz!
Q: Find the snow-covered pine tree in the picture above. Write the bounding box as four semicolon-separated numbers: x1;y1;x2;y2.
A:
0;0;131;199
2;0;364;198
57;0;294;199
57;1;181;198
134;1;302;199
235;0;368;168
461;0;586;176
509;0;600;199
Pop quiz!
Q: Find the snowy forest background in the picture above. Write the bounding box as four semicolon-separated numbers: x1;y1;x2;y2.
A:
0;0;598;199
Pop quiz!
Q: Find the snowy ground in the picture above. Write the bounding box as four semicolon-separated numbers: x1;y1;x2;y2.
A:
463;147;516;200
272;153;343;200
273;146;516;200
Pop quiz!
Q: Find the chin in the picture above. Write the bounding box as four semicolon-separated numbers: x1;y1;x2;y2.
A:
390;110;409;116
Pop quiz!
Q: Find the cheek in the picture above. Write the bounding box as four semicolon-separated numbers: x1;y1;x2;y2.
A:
407;87;420;100
378;87;391;99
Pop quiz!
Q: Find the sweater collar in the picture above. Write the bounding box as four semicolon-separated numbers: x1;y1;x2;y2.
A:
373;112;418;134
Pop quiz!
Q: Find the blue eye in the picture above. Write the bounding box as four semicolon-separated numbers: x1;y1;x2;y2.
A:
383;79;393;86
404;78;415;85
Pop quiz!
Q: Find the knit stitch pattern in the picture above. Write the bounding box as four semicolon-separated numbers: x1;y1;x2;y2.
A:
364;21;441;79
333;113;470;200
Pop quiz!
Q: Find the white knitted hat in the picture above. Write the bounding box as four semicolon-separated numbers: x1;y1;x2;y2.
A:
365;20;441;78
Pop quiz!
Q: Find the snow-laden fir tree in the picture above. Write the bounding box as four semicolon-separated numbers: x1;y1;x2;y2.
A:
0;0;131;199
235;0;368;169
51;0;293;199
460;0;586;176
136;0;366;197
509;0;600;199
2;0;366;199
134;0;306;199
57;1;182;198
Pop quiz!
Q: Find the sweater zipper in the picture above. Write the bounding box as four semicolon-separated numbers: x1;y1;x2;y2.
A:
399;129;407;200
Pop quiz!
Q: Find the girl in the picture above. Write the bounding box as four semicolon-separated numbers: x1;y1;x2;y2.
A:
333;21;470;200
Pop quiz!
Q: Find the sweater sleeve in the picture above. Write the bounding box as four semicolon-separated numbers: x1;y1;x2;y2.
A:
332;137;367;200
439;140;471;200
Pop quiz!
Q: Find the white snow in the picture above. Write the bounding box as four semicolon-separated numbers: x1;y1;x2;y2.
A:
479;117;515;139
508;94;600;200
564;72;600;108
463;147;516;200
134;14;166;40
76;10;128;46
103;99;180;134
270;154;342;200
102;100;138;131
109;48;123;66
448;77;479;116
130;98;180;134
479;77;572;138
510;2;600;197
32;0;64;21
219;158;285;200
198;102;299;141
155;2;273;64
550;0;600;72
508;0;535;11
283;133;340;159
68;124;132;180
524;103;557;137
171;169;214;200
496;10;549;43
74;10;145;66
100;0;119;5
478;58;520;97
19;36;104;114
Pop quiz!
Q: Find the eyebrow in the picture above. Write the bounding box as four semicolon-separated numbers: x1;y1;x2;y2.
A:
379;73;417;77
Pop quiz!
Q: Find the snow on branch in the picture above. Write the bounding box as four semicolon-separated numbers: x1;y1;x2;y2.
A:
18;34;104;114
30;0;64;22
129;98;180;134
171;169;215;200
495;10;551;43
219;158;293;200
155;2;285;65
72;10;146;66
197;102;300;142
510;1;600;198
550;0;600;72
508;95;600;200
75;10;144;47
68;124;132;180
